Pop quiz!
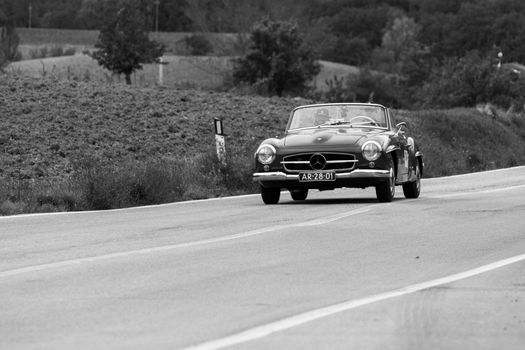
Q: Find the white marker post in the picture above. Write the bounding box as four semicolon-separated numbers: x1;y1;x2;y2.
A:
214;118;226;166
158;56;168;86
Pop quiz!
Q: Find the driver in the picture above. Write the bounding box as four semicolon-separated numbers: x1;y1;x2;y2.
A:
314;108;330;125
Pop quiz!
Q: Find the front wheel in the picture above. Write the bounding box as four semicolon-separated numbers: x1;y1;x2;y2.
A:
375;155;395;202
261;186;280;204
290;189;308;201
403;162;421;199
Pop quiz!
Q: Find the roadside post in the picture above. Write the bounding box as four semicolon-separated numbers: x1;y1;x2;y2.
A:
158;56;168;86
214;118;226;166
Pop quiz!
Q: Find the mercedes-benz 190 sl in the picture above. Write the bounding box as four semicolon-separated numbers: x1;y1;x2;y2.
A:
253;103;423;204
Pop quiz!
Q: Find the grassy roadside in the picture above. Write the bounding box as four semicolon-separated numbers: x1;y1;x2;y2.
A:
1;74;525;215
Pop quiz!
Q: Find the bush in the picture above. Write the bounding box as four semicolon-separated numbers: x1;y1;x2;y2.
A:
64;47;76;56
414;51;525;110
0;200;26;216
347;69;402;107
28;46;76;59
70;156;180;210
49;45;64;57
67;149;256;211
36;192;77;212
310;75;355;103
233;18;320;97
0;12;19;68
0;176;76;214
312;70;403;106
39;46;48;58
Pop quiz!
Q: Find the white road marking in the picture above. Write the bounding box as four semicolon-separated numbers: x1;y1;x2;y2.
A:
183;254;525;350
428;184;525;199
0;207;371;278
0;193;260;220
424;165;525;180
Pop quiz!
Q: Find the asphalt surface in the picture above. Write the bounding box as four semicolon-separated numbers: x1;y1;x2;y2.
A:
1;166;525;350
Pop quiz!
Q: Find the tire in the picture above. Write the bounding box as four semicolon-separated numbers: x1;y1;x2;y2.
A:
375;154;395;202
403;162;421;199
290;189;308;201
261;186;280;204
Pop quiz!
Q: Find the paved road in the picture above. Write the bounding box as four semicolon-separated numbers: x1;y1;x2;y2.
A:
1;167;525;350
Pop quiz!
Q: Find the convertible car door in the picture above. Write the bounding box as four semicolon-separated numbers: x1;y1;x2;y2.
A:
389;110;410;183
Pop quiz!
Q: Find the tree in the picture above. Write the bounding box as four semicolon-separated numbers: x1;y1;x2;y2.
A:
91;0;165;84
382;16;421;64
156;0;192;32
0;0;19;69
75;0;108;29
233;19;320;96
412;51;525;109
39;0;83;28
185;0;309;55
77;0;191;31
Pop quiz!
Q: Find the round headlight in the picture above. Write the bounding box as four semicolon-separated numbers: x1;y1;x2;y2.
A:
362;141;382;161
256;144;276;164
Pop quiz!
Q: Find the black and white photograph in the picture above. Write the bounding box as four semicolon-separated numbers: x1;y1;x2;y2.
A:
1;0;524;349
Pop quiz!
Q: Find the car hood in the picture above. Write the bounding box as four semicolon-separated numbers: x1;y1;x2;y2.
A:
283;128;385;149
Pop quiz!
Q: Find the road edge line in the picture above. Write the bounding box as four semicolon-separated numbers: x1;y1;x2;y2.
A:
182;253;525;350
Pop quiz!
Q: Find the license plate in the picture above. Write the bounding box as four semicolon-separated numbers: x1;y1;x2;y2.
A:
299;172;336;182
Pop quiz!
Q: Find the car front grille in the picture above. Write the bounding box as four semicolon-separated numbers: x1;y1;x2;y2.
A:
281;152;357;173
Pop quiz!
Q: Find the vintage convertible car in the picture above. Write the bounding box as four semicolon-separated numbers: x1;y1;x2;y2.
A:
253;103;423;204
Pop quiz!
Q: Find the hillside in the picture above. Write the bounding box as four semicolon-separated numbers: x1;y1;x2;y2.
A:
0;74;295;181
1;74;525;214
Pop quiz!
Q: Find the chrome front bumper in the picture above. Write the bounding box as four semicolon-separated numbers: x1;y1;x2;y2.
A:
253;169;390;182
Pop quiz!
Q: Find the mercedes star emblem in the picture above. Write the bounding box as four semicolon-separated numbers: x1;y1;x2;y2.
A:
309;153;327;170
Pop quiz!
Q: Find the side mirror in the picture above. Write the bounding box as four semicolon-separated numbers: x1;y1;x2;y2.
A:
395;122;407;135
396;122;407;129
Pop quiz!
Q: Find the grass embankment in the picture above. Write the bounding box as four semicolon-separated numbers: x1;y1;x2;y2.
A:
1;75;525;215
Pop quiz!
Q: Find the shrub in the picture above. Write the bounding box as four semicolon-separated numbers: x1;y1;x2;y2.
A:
36;192;76;211
39;46;48;58
0;8;19;68
233;18;320;97
0;177;74;214
309;75;354;103
30;48;43;59
67;149;256;211
49;45;64;57
0;200;26;216
346;69;402;107
9;50;21;61
414;51;525;110
64;47;76;56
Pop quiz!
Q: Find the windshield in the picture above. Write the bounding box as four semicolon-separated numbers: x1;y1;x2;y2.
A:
288;104;387;130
